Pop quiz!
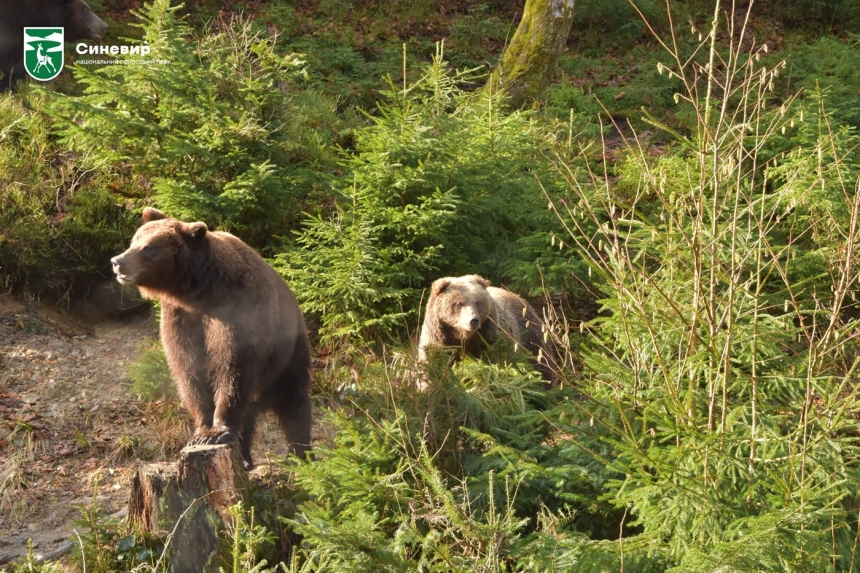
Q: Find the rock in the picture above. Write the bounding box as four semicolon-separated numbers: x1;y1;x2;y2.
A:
35;540;74;562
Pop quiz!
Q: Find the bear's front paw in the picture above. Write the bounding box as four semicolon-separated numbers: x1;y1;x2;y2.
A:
188;426;238;446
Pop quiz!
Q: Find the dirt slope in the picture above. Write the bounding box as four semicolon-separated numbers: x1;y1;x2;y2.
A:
0;295;161;565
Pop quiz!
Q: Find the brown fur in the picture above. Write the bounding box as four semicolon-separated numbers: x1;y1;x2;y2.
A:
0;0;107;89
111;208;312;468
418;274;559;383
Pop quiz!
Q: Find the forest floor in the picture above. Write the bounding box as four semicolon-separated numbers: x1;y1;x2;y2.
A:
0;294;300;568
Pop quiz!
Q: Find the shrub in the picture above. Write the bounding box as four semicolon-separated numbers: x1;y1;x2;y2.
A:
50;0;347;250
553;4;860;568
0;91;137;295
0;91;65;292
285;352;623;572
127;339;175;401
777;34;860;128
277;45;566;346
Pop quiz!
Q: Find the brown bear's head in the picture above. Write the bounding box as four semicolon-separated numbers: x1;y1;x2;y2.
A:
65;0;108;42
111;208;207;293
430;274;494;340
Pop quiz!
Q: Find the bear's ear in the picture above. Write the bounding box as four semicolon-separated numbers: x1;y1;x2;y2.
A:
183;222;208;240
469;275;490;288
142;207;168;223
431;278;451;296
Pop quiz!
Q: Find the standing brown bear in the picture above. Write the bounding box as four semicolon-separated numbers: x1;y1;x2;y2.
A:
418;274;560;384
0;0;108;89
111;208;312;469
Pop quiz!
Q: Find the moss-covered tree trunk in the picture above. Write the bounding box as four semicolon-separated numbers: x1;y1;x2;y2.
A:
485;0;576;109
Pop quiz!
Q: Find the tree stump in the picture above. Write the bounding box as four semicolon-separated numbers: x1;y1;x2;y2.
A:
128;443;251;573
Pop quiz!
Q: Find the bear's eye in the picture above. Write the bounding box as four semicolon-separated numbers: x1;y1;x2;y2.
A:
454;301;464;308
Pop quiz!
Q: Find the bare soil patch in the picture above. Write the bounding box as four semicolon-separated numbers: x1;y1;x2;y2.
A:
0;294;300;568
0;295;159;566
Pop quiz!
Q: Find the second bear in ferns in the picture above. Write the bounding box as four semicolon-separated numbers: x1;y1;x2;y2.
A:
418;274;559;384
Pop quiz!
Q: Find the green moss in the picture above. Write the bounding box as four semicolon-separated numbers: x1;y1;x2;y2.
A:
485;0;576;108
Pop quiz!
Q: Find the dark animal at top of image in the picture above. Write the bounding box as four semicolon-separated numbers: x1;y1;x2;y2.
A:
111;208;313;470
418;274;560;385
0;0;107;89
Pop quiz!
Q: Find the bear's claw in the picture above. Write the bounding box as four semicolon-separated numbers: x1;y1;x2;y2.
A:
188;429;238;447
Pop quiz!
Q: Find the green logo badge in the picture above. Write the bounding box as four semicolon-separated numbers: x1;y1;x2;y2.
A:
24;27;64;81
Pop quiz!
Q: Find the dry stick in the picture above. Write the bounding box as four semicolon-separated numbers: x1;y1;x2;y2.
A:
703;0;722;438
817;116;860;362
748;80;764;471
73;529;87;573
740;3;769;470
850;504;860;570
619;506;628;573
718;1;753;442
833;514;839;571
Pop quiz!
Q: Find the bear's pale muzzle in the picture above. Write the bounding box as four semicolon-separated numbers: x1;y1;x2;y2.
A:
111;255;135;284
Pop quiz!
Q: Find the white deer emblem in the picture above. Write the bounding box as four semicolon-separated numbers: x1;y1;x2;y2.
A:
33;44;57;75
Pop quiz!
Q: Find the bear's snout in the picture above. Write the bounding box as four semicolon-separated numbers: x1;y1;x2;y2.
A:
460;310;482;332
90;16;108;39
111;254;136;284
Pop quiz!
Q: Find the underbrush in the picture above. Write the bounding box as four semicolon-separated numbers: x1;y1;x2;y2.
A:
284;3;860;570
50;0;352;253
0;91;137;297
549;3;860;569
127;340;175;402
275;44;578;347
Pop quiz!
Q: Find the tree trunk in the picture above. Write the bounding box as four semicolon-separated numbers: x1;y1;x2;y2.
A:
485;0;576;109
128;443;251;573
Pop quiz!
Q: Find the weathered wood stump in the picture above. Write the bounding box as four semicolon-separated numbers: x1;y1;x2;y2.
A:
128;443;251;573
